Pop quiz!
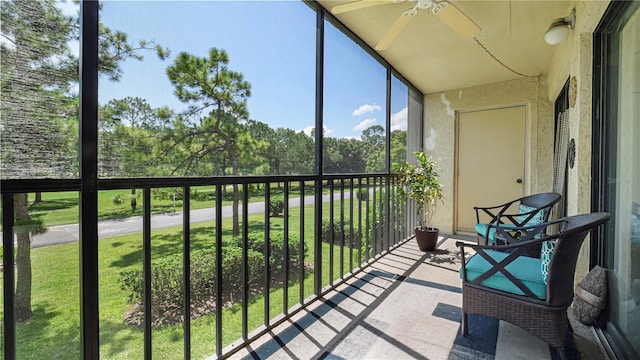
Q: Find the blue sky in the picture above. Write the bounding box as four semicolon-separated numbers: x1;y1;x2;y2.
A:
92;1;408;139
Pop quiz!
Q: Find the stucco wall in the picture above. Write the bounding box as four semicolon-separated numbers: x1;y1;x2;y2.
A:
547;0;610;281
422;0;611;283
423;76;554;234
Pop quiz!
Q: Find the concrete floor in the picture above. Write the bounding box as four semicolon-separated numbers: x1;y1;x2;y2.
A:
223;235;607;360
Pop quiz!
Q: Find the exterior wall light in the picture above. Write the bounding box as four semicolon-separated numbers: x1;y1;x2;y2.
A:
544;9;576;45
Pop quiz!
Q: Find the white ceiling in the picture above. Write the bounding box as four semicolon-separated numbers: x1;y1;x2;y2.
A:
316;0;572;94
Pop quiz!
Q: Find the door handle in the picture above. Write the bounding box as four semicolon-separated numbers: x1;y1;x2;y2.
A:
516;179;523;184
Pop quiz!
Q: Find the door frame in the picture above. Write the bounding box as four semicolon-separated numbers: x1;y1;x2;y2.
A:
454;103;533;234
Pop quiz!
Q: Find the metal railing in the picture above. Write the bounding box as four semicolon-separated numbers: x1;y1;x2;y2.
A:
1;173;415;359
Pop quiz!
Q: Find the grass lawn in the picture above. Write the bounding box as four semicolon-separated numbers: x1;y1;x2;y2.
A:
6;198;379;359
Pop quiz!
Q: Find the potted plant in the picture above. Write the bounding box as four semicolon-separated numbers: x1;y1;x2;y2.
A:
393;150;444;251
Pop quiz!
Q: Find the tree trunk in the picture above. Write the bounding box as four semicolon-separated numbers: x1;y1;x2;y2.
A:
131;188;137;212
33;192;42;205
14;193;33;322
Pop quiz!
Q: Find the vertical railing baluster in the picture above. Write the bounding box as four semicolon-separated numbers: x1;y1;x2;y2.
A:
392;176;397;245
380;176;384;251
380;176;384;252
242;183;249;340
329;180;334;284
264;183;271;326
3;194;15;360
339;179;345;279
299;180;305;304
349;179;354;273
314;178;322;296
379;176;383;253
384;176;390;251
215;184;223;357
379;176;382;251
283;181;289;314
183;187;191;359
365;177;370;262
389;176;393;247
372;177;378;256
379;176;384;253
397;176;402;242
143;188;152;360
357;178;362;267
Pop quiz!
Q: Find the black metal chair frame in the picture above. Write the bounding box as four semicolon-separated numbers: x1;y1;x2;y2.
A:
457;212;610;354
474;192;562;245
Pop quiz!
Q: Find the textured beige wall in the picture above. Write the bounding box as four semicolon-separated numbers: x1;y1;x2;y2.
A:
422;1;611;282
423;76;554;234
547;0;610;281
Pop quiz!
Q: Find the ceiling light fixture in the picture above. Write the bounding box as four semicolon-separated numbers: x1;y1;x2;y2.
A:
544;9;575;45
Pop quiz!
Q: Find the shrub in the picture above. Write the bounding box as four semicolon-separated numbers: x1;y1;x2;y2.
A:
119;247;265;313
321;219;362;248
269;196;285;217
229;230;306;275
151;187;182;201
112;194;124;205
190;189;214;202
119;230;307;327
356;188;369;201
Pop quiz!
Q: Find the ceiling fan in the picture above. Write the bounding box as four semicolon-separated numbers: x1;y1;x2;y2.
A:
330;0;481;51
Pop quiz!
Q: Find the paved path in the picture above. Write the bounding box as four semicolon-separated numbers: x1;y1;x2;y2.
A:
18;191;356;248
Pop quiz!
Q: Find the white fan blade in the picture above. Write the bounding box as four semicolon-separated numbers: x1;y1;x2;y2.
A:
331;0;396;15
375;15;413;51
436;3;481;39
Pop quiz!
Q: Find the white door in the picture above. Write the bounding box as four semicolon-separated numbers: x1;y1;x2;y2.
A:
456;106;526;233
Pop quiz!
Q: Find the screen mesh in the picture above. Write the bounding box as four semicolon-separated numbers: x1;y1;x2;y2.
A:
1;0;79;179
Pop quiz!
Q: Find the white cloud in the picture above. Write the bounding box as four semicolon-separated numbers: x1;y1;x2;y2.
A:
301;125;334;137
343;136;361;140
352;104;381;116
390;107;408;131
352;118;377;132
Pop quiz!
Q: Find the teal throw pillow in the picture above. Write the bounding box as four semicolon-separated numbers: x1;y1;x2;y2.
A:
540;239;557;284
518;204;545;226
518;204;547;240
632;213;640;242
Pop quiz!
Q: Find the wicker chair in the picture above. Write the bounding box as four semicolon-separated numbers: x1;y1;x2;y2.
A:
474;192;562;245
457;212;610;353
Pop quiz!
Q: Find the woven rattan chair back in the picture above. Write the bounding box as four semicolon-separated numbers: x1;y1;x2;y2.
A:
546;212;611;307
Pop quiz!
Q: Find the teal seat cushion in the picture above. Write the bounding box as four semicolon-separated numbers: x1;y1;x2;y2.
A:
460;249;547;299
475;223;517;244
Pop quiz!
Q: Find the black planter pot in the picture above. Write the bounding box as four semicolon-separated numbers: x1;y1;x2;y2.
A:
415;227;439;251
